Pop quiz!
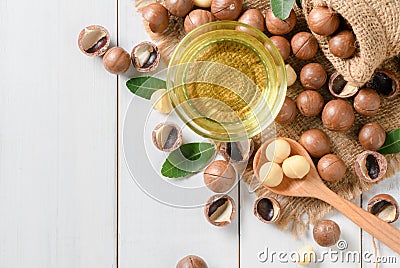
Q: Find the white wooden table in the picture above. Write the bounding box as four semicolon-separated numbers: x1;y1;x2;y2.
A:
0;0;399;267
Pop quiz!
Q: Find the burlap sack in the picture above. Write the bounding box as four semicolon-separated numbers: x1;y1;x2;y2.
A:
303;0;400;86
135;0;400;235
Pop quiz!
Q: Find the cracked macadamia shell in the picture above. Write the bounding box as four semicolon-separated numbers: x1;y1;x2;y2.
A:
367;194;399;223
204;194;236;226
354;151;387;183
78;25;110;57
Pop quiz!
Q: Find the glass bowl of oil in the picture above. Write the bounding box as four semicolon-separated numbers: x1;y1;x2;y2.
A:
167;21;287;142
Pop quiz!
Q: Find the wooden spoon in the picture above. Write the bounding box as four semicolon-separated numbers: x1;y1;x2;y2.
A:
253;137;400;254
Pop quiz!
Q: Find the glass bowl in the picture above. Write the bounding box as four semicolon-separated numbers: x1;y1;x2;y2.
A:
167;21;287;142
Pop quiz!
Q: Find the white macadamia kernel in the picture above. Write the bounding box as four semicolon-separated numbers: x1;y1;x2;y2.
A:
296;245;315;265
282;155;310;179
194;0;212;8
265;139;291;163
150;89;172;114
286;64;297;87
259;162;283;187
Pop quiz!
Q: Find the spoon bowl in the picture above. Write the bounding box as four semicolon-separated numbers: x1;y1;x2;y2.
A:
253;137;400;254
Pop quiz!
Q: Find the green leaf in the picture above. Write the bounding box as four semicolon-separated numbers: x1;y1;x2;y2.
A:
161;143;216;178
377;128;400;154
126;76;166;100
295;0;302;8
271;0;295;20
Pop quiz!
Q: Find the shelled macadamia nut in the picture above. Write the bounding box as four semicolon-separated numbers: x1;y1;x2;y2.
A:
150;89;173;114
211;0;242;20
194;0;212;8
265;139;291;164
275;96;297;124
254;196;281;223
204;160;236;193
317;154;346;182
307;6;340;36
296;245;315;265
204;194;236;226
141;3;170;33
282;155;310;179
103;47;131;74
358;122;386;151
296;90;324;117
78;25;110;57
322;99;355;132
265;9;297;35
286;65;297;87
259;162;284;187
291;32;318;60
300;129;331;158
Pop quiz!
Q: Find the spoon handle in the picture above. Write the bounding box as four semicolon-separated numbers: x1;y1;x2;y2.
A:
318;187;400;254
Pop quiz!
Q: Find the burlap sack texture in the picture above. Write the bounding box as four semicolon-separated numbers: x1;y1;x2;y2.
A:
303;0;400;87
135;0;400;235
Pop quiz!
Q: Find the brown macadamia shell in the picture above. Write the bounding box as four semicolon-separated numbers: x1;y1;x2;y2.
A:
322;99;355;132
103;47;131;74
253;196;281;224
237;9;265;33
165;0;194;17
265;9;297;35
328;30;356;59
204;194;236;227
300;63;327;90
204;160;237;193
184;9;215;33
313;220;341;247
317;154;346;182
141;3;170;33
269;36;291;61
211;0;242;21
291;32;318;60
354;151;387;183
296;90;324;117
307;6;340;36
367;194;399;223
176;255;208;268
78;25;110;57
275;96;297;124
300;129;331;158
358;122;386;151
354;88;381;116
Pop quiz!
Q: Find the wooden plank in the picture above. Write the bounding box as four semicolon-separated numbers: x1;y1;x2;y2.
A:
117;6;239;267
240;181;362;267
362;173;400;268
0;1;117;267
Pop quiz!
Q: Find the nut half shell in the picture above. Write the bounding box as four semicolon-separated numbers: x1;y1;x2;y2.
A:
354;151;387;183
204;194;236;227
367;194;399;223
131;41;160;72
254;196;281;224
78;25;110;57
152;122;182;152
328;72;358;98
367;69;400;99
220;139;254;164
